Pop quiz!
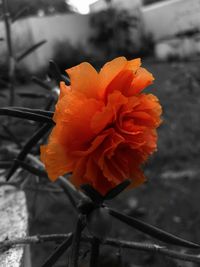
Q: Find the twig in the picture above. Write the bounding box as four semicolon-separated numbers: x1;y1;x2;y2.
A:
101;238;200;264
0;108;54;123
58;181;78;210
24;185;63;194
69;215;85;267
89;237;100;267
1;234;200;264
108;208;200;249
6;123;52;180
15;159;48;178
8;107;54;117
2;0;15;105
41;234;73;267
0;181;18;187
0;234;71;249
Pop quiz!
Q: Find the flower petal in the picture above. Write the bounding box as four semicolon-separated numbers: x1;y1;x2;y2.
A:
40;142;72;181
126;58;141;72
91;91;128;133
105;70;134;98
99;57;127;94
130;167;146;188
66;62;99;99
131;68;154;95
85;157;114;195
54;91;104;151
59;81;70;99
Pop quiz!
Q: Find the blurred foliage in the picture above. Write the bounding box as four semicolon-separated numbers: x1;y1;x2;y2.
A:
90;7;154;61
52;40;96;73
0;0;73;18
90;7;139;59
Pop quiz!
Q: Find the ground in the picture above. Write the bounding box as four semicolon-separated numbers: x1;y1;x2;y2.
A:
1;60;200;267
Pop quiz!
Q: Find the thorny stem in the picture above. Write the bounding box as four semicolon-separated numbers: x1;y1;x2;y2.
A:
69;215;86;267
41;234;73;267
2;0;16;106
89;237;100;267
6;123;52;180
108;208;200;249
1;234;200;264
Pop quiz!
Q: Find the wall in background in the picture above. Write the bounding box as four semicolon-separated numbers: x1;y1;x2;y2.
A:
0;14;92;73
1;0;200;73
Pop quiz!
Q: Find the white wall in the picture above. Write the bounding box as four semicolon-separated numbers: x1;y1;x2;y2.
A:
90;0;142;12
27;14;91;71
142;0;200;41
141;0;200;60
0;14;92;73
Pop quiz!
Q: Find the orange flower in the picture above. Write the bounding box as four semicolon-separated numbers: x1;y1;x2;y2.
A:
40;57;162;195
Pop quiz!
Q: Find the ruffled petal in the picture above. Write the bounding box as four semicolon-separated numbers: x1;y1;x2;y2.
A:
59;81;71;99
54;91;104;151
105;70;133;98
99;57;127;94
66;62;99;99
40;142;72;181
85;157;114;195
131;68;154;95
129;167;146;188
126;58;141;72
71;157;89;187
91;91;128;133
53;82;71;122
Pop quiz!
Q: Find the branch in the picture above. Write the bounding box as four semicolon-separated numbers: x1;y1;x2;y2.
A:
101;237;200;264
41;234;73;267
1;234;200;264
0;108;54;123
2;0;16;105
69;215;85;267
108;208;200;249
0;234;71;249
89;237;100;267
6;123;52;180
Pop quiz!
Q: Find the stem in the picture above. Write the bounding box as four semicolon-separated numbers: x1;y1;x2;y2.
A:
69;215;85;267
41;234;73;267
2;0;16;106
108;208;200;249
6;123;52;180
1;234;200;264
89;237;100;267
0;108;54;123
57;177;78;211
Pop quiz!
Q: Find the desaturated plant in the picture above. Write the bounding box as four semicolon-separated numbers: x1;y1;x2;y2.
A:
0;57;200;267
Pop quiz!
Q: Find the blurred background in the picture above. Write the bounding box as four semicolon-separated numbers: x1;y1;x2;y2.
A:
0;0;200;266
